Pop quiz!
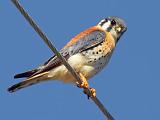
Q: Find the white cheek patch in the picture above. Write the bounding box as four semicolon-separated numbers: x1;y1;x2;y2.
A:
116;27;121;32
101;21;111;30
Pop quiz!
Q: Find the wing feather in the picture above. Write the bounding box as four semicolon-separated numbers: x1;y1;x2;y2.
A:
32;26;106;76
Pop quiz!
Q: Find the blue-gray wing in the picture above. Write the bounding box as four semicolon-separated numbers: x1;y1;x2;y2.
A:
63;30;106;55
32;30;106;75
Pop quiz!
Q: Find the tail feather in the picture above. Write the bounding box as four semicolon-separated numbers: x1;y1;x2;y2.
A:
8;72;49;93
14;69;38;79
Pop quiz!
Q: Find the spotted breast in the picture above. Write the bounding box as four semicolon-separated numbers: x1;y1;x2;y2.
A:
79;31;115;79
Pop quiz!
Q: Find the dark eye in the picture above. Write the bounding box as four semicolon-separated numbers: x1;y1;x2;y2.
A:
111;19;116;25
105;18;108;22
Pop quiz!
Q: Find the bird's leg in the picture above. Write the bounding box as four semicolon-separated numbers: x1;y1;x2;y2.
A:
76;73;89;89
76;73;96;98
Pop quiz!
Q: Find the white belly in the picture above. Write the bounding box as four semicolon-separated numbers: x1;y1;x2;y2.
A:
48;51;113;83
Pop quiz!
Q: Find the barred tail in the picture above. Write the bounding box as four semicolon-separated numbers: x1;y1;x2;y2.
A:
8;72;49;93
14;69;38;79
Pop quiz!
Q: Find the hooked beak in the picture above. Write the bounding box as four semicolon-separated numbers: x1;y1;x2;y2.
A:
121;25;127;33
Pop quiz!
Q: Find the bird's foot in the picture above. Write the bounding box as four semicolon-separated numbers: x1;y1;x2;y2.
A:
76;73;96;99
83;88;96;99
90;88;96;97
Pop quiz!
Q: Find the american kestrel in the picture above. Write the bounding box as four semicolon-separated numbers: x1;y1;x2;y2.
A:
8;16;127;93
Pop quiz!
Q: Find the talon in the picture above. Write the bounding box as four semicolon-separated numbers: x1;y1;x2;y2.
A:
76;81;89;89
83;88;96;99
83;89;90;99
90;88;96;97
81;80;89;88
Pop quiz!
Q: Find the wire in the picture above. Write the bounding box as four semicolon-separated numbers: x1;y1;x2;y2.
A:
11;0;115;120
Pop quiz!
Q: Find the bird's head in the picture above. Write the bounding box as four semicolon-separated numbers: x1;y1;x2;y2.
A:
98;16;127;42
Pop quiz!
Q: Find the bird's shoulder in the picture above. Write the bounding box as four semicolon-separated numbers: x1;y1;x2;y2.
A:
63;26;106;49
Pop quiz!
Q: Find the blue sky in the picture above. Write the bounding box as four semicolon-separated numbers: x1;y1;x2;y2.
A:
1;0;160;120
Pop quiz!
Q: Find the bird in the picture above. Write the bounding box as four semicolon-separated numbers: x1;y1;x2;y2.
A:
8;16;127;94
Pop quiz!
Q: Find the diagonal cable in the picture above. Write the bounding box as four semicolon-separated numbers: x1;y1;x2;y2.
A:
11;0;115;120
